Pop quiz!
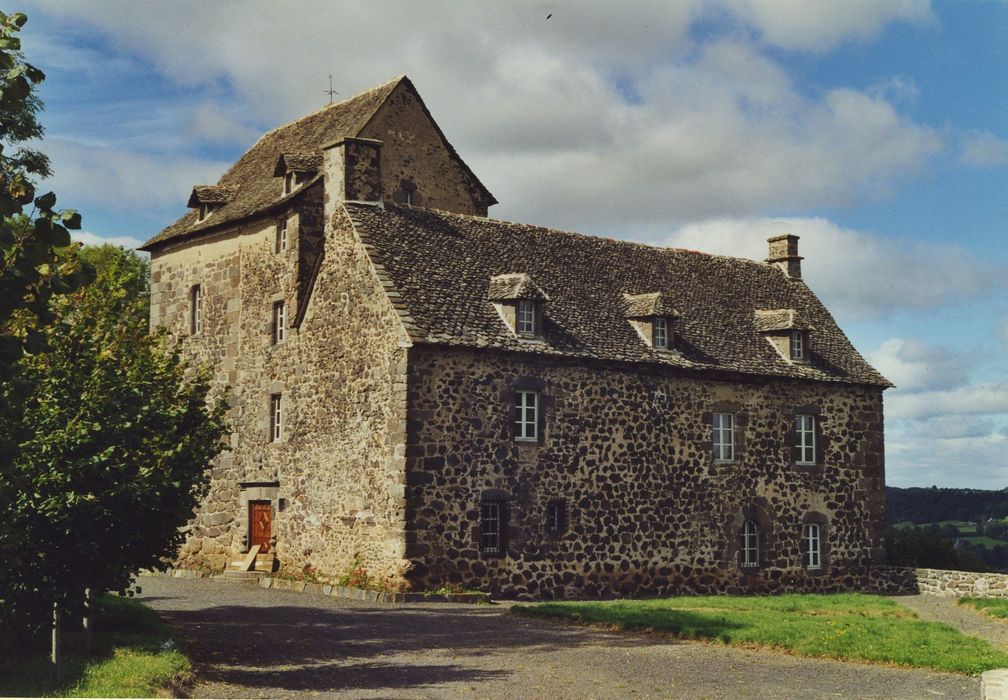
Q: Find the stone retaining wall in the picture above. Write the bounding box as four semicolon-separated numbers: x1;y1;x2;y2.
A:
911;567;1008;598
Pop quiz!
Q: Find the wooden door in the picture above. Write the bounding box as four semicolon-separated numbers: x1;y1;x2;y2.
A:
250;501;272;553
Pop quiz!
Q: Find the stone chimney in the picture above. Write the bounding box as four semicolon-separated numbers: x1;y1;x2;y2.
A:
766;234;802;280
322;137;383;204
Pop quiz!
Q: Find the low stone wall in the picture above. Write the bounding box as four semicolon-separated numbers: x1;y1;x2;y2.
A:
912;567;1008;598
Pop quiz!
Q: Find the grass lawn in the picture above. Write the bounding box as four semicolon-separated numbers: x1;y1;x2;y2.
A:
0;595;190;698
515;593;1008;675
960;597;1008;620
962;536;1008;547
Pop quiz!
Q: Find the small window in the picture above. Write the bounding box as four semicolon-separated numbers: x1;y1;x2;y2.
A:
803;523;821;569
516;300;537;335
515;390;538;441
712;413;734;462
269;394;283;442
546;499;566;537
795;414;816;464
283;172;297;195
272;301;286;344
190;284;202;334
652;317;669;349
197;203;215;222
481;498;506;556
275;218;288;253
790;330;805;360
741;519;759;568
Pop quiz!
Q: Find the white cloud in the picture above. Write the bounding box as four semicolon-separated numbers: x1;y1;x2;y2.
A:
866;338;972;392
960;130;1008;168
885;429;1008;489
188;102;260;145
886;383;1008;420
71;230;144;250
665;217;998;321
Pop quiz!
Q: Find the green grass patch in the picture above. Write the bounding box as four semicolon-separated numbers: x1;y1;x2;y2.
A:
515;593;1008;675
960;597;1008;620
963;536;1008;547
0;595;190;698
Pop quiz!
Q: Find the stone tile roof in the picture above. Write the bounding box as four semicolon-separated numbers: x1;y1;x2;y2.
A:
142;77;407;250
487;273;550;301
624;291;680;319
186;185;238;207
754;309;814;332
274;152;324;176
346;203;891;387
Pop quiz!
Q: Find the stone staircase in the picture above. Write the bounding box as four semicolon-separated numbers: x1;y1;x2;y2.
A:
218;545;276;581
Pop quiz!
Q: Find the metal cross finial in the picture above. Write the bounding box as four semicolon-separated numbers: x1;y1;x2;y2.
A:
324;74;338;104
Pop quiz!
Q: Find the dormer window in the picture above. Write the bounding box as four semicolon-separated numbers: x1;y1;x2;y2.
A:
624;292;679;352
790;330;805;361
284;172;297;195
652;317;669;349
488;272;549;341
187;185;237;226
275;152;322;197
755;309;813;363
197;203;217;222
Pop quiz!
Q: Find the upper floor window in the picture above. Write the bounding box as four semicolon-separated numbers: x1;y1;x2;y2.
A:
515;390;538;442
790;330;805;360
516;299;537;336
795;414;816;464
272;301;286;344
190;284;202;334
269;393;283;442
547;499;567;537
283;172;297;195
481;498;507;556
652;317;669;349
803;523;821;569
275;218;288;253
741;519;759;568
712;413;734;462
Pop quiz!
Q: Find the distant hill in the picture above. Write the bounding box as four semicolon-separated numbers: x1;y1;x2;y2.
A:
886;486;1008;524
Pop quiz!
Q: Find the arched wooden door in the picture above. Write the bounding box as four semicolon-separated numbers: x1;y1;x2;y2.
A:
250;501;272;553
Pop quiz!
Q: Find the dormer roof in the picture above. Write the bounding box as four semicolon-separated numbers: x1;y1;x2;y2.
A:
623;291;680;319
273;152;324;177
754;309;814;332
186;185;238;208
487;273;550;302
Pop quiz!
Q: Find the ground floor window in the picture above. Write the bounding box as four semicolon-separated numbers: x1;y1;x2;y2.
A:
741;519;759;568
481;498;507;556
803;523;821;569
546;499;566;537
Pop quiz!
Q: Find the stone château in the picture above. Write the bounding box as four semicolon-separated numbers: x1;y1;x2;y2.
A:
141;76;891;598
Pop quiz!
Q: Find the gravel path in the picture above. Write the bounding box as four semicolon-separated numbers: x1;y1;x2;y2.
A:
138;577;977;699
892;594;1008;648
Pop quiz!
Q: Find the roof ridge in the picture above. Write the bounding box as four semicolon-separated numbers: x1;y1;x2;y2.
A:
371;201;774;269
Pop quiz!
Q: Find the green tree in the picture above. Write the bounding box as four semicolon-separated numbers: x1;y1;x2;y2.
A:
1;245;227;654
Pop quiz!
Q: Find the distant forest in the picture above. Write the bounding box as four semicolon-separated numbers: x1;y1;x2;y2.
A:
886;486;1008;524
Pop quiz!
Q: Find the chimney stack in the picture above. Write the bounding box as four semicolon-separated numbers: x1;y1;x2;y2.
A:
322;137;383;204
766;234;802;280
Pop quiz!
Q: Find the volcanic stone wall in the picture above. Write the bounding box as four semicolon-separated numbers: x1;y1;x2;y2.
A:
403;345;886;599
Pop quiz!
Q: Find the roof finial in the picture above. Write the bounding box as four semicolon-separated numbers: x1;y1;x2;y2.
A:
324;74;338;104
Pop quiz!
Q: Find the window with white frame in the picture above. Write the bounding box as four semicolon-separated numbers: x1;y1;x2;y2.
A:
190;284;202;334
516;299;537;335
741;519;759;568
795;414;816;464
652;317;669;349
269;394;283;442
515;390;538;441
790;330;805;360
197;203;216;222
713;413;735;461
275;218;288;253
803;523;821;569
272;301;286;344
481;498;505;555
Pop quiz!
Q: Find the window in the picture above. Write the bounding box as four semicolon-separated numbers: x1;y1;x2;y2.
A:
197;203;217;222
515;390;538;441
275;218;288;253
283;172;296;195
741;519;759;568
516;299;537;335
795;414;816;464
547;499;566;537
190;284;202;334
269;394;282;442
272;301;286;344
803;523;821;569
712;413;734;462
790;330;805;360
481;498;506;556
652;317;669;349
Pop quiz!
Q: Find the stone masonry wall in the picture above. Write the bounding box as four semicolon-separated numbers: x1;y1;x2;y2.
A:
152;195;410;583
404;346;886;599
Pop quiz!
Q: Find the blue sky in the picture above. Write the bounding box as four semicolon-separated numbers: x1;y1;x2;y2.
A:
17;1;1008;488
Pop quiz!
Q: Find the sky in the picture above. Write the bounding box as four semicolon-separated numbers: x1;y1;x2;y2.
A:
16;0;1008;489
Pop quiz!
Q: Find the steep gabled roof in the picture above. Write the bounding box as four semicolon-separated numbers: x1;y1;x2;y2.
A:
141;77;406;250
345;202;890;387
623;291;680;319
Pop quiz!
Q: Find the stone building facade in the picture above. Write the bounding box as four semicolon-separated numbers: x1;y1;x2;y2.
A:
142;76;891;598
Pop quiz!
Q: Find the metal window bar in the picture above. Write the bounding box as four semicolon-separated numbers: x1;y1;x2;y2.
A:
482;501;501;554
741;520;759;567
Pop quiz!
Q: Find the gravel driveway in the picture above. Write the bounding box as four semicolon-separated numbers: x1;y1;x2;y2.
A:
138;577;978;699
